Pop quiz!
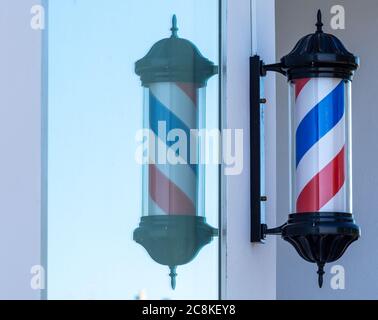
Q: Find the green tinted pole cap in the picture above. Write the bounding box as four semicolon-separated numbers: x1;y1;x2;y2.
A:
135;15;218;87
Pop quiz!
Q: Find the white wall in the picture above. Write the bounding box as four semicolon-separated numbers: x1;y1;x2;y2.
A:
224;0;276;299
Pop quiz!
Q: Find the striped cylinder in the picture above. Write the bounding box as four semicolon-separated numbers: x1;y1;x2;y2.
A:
147;82;199;216
294;77;348;213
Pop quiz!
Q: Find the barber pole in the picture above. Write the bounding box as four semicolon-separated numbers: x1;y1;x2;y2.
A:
251;10;360;287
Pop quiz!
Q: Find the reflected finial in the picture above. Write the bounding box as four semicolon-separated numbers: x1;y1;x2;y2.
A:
169;266;177;290
171;14;179;38
316;9;324;33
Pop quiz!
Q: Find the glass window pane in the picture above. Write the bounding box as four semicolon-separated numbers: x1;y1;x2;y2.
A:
46;0;220;300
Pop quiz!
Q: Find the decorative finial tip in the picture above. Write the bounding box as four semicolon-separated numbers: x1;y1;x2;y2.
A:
316;9;323;33
171;14;179;37
169;266;177;290
318;274;323;288
317;263;325;288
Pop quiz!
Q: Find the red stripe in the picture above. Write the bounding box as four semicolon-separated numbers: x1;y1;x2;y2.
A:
149;164;196;215
294;78;311;99
296;147;345;213
176;82;198;105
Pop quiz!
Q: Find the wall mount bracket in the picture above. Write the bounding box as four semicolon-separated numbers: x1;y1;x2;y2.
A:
250;54;285;242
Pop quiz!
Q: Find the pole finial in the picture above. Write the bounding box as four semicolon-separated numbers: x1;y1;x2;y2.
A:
171;14;179;38
316;9;324;33
169;266;177;290
317;263;325;288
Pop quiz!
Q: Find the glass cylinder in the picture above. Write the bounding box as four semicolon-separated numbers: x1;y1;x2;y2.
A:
289;77;352;214
142;82;206;217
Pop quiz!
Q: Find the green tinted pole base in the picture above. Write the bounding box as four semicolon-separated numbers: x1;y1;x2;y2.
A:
133;215;218;290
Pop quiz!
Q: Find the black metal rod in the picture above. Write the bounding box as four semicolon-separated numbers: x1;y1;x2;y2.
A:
250;55;263;242
262;62;287;76
263;223;286;236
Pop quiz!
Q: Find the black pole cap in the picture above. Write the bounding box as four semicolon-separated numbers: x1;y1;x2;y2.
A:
135;15;218;87
281;10;359;80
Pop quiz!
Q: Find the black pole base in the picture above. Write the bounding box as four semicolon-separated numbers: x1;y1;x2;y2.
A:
133;215;218;289
281;212;360;287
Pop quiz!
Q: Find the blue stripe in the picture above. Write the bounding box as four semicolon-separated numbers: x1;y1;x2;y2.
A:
149;92;197;174
296;81;344;167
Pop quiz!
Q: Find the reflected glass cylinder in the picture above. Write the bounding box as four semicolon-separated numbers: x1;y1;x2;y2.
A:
142;83;207;217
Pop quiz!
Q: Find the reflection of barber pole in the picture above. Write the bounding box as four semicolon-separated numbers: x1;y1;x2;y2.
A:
134;15;218;290
148;82;199;216
294;78;346;213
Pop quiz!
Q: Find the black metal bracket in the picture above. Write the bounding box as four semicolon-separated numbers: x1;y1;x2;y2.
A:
261;223;286;237
262;62;287;76
250;55;264;242
250;55;286;243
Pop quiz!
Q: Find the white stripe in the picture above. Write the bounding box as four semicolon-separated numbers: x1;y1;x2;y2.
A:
150;134;197;205
296;115;345;199
148;196;168;215
296;78;342;128
150;83;197;130
319;184;347;212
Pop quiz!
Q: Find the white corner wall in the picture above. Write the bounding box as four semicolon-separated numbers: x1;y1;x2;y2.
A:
223;0;277;299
